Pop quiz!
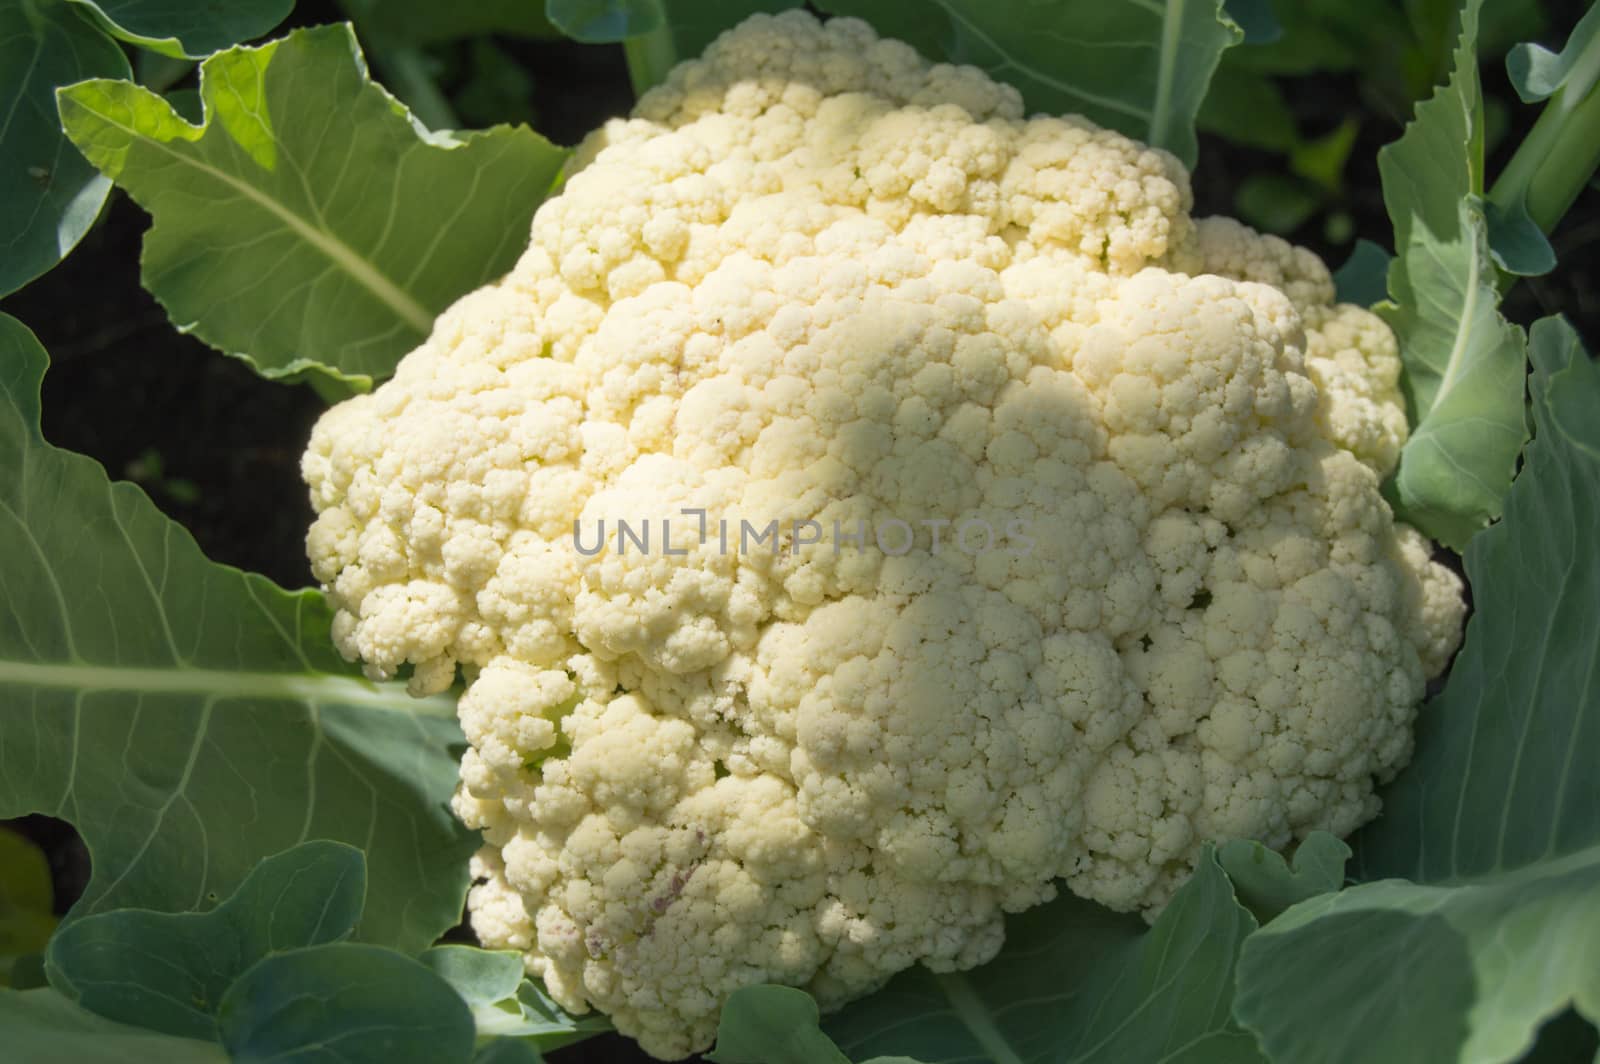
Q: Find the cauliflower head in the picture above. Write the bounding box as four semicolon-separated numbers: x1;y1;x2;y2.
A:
302;12;1464;1059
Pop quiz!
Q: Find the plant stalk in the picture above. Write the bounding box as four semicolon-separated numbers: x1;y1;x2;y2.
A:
1487;20;1600;290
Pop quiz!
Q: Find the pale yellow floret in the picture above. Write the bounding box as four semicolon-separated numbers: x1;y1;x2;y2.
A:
302;11;1465;1059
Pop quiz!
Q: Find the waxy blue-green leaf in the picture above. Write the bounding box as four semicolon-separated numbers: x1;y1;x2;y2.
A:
710;849;1269;1063
218;942;476;1064
56;24;568;385
545;0;663;41
0;987;228;1064
814;0;1243;168
1506;0;1600;103
46;841;366;1040
1376;0;1527;551
1379;200;1527;550
0;0;128;298
65;0;292;58
708;986;852;1064
344;0;559;44
1331;238;1393;307
1217;831;1348;924
543;0;802;94
1235;317;1600;1064
0;313;475;953
421;945;613;1054
1196;65;1298;152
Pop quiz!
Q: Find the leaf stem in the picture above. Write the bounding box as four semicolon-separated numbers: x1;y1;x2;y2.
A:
1487;21;1600;290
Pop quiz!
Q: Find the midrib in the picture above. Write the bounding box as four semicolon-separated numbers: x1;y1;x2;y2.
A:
936;971;1028;1064
0;658;456;716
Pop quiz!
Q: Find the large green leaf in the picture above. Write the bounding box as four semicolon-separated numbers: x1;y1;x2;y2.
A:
814;0;1243;168
543;0;802;93
0;313;474;953
217;943;477;1064
1234;317;1600;1064
1195;64;1298;152
420;945;613;1055
1214;0;1380;75
708;987;852;1064
56;24;569;386
1331;238;1393;307
65;0;292;58
1216;832;1349;924
1376;0;1527;551
46;841;366;1040
1379;200;1527;550
710;849;1271;1063
0;987;228;1064
0;0;129;298
344;0;559;44
546;0;797;52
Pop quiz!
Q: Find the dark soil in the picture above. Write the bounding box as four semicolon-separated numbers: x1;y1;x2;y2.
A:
1;5;1595;1063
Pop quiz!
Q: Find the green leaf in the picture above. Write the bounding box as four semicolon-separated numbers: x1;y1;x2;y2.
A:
421;945;613;1054
545;0;662;41
11;951;49;989
1485;2;1600;276
421;946;526;1008
1234;316;1600;1064
711;849;1269;1063
1484;195;1557;275
1289;117;1357;191
1218;0;1378;75
56;24;569;386
217;943;477;1064
1379;199;1527;551
1331;238;1394;307
474;1042;547;1064
814;0;1243;168
0;987;229;1064
1233;173;1321;234
1237;855;1600;1064
132;48;193;92
0;0;129;298
0;828;58;987
1377;0;1484;250
1222;0;1280;44
1506;0;1600;102
1376;0;1527;550
343;0;560;44
46;842;366;1040
1218;832;1348;925
0;313;474;953
1356;315;1600;885
543;0;798;53
542;0;803;93
64;0;292;58
708;986;852;1064
1196;65;1299;151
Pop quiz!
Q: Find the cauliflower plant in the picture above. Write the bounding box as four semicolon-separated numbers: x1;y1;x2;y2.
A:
302;12;1465;1058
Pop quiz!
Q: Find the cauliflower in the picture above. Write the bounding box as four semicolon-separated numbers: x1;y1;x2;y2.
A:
301;12;1465;1058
